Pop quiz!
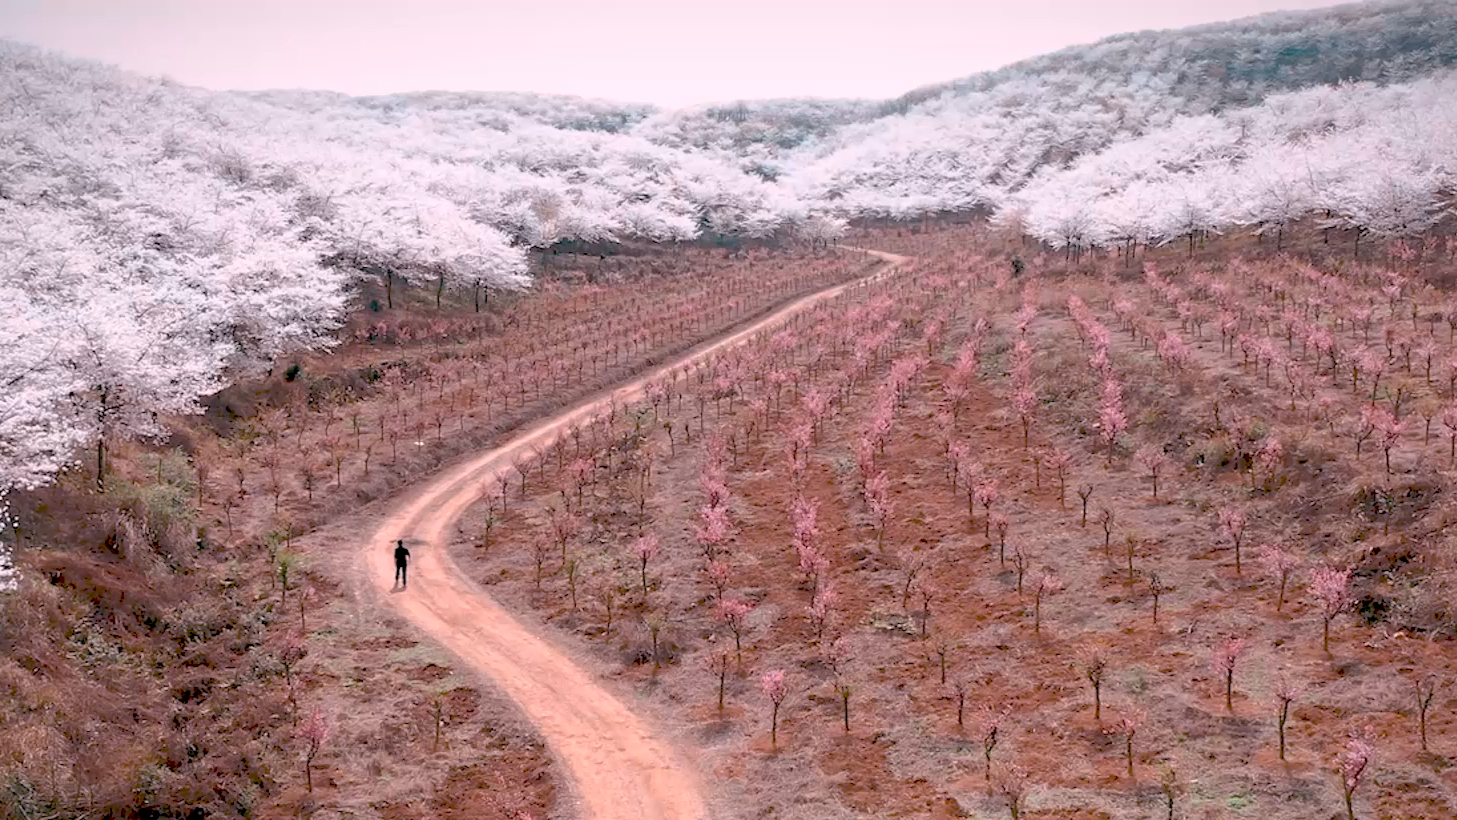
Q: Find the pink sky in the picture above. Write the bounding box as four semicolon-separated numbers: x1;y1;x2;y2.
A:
0;0;1350;106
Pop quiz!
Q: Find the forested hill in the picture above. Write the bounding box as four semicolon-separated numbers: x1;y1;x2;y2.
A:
893;0;1457;114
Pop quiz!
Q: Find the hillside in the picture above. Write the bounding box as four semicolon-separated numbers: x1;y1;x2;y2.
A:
5;1;1457;817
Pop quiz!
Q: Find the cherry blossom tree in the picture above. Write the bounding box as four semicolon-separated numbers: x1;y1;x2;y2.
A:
717;596;752;664
300;708;329;793
1218;506;1247;574
1212;636;1246;713
1311;567;1353;653
761;669;789;748
1260;543;1298;611
1338;734;1374;820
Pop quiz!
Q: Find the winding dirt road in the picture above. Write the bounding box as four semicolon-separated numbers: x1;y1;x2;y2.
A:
366;248;909;820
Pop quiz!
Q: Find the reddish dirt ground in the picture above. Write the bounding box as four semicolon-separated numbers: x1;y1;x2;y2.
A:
442;227;1457;819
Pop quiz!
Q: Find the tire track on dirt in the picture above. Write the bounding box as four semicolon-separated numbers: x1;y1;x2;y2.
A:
365;248;909;820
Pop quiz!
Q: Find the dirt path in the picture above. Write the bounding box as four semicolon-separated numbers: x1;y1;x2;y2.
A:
365;248;909;820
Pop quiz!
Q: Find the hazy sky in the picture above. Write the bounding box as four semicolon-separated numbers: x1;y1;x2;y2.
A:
0;0;1351;106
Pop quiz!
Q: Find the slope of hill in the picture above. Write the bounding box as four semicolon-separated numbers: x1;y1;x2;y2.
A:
784;0;1457;218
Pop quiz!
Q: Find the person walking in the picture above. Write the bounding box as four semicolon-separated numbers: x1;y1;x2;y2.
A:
394;539;410;589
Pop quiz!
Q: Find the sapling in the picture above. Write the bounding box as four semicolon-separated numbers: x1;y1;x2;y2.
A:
836;675;853;733
1135;446;1167;500
592;575;617;635
761;669;789;748
1442;401;1457;463
1255;436;1284;489
1078;484;1094;526
1124;534;1140;585
1148;572;1165;625
900;555;924;610
300;708;328;793
996;765;1029;819
1159;766;1180;820
1259;543;1298;611
1212;636;1246;713
1311;567;1352;653
975;479;1001;540
705;560;731;602
432;693;445;752
644;612;666;671
951;677;969;728
1032;573;1061;636
717;597;752;664
1110;709;1143;776
478;506;498;551
1099;508;1114;557
1012;544;1028;593
866;470;892;548
1218;506;1247;574
1049;449;1071;508
1414;674;1440;752
979;706;1008;784
631;533;660;596
1086;654;1108;721
808;584;837;643
565;557;581;610
993;514;1011;565
1275;676;1301;761
707;647;731;713
1338;734;1374;820
919;581;938;639
931;633;953;684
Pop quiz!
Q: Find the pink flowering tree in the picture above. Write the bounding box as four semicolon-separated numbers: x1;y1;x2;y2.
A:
1218;506;1247;574
1099;379;1128;464
568;456;594;509
1013;388;1037;448
1338;734;1374;820
1212;636;1246;713
1311;567;1353;653
761;669;789;748
1260;544;1299;611
300;708;329;793
716;595;753;663
1373;407;1404;475
808;583;838;643
696;505;732;559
